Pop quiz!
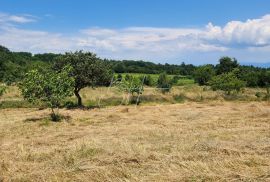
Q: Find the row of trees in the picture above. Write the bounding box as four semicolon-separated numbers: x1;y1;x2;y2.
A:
194;57;270;94
110;60;195;75
18;51;112;121
1;45;270;120
0;45;195;84
1;45;270;88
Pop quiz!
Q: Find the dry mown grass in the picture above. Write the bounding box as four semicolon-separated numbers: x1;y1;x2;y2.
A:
1;86;267;108
0;101;270;181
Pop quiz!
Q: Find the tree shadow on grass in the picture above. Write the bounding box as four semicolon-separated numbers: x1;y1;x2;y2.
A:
23;115;72;123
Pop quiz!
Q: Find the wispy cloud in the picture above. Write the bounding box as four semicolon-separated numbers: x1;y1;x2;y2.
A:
0;13;36;25
0;13;270;64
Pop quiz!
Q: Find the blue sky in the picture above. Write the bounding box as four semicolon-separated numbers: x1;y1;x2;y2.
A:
1;0;270;65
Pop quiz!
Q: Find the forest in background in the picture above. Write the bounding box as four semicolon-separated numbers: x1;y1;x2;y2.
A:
1;45;270;86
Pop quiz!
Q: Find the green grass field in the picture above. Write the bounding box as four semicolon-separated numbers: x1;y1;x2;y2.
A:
115;73;195;86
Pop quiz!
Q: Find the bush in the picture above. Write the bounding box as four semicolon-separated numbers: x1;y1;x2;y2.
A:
117;76;144;96
209;70;246;95
0;85;6;97
173;94;185;103
194;65;215;86
255;92;263;98
116;74;122;81
116;75;144;105
157;72;172;94
142;75;155;86
170;75;181;85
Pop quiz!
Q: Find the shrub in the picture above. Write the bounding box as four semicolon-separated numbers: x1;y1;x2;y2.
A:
173;94;185;103
141;75;155;86
170;75;181;85
116;74;122;81
194;65;215;85
157;72;171;94
209;70;246;95
116;76;144;105
255;92;263;98
0;85;6;97
117;76;143;96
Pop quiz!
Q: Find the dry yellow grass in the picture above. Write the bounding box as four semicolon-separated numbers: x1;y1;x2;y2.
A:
0;85;267;106
0;101;269;181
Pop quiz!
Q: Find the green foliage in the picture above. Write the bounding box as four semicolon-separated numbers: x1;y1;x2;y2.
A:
124;74;132;81
157;72;172;94
0;46;54;84
116;74;122;81
0;85;6;97
255;92;263;98
194;65;215;85
1;44;270;91
209;70;246;95
117;75;144;96
19;66;75;121
216;57;239;75
258;71;270;87
54;51;112;106
110;60;196;75
139;75;154;86
170;75;181;85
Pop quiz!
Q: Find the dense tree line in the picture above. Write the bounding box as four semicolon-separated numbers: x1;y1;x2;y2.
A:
1;45;270;89
194;57;270;89
108;60;196;75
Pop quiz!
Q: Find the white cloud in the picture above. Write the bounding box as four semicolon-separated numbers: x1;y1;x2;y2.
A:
1;13;270;64
0;13;36;25
205;14;270;47
0;27;74;53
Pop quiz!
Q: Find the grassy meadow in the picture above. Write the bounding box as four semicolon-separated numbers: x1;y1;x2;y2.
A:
1;101;270;181
0;83;270;181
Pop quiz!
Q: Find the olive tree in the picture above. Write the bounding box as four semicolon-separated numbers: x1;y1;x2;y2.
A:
54;51;112;106
19;66;74;121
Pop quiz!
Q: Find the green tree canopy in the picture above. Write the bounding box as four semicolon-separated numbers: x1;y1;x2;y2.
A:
54;51;112;106
209;69;246;95
19;66;74;121
194;64;215;86
157;72;172;94
216;57;239;75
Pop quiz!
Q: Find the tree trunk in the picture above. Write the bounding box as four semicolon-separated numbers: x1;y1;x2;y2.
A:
74;89;82;106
